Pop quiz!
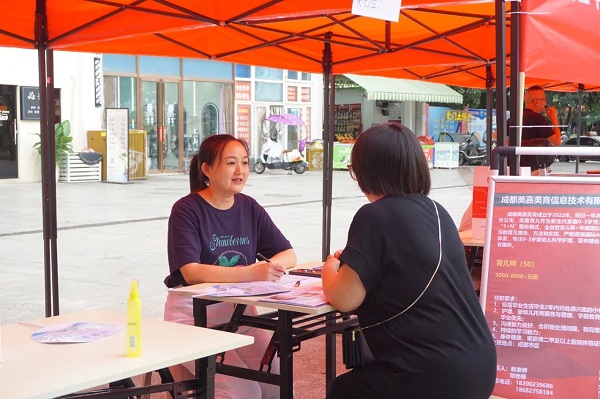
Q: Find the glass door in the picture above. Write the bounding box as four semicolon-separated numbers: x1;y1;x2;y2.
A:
142;80;180;172
0;85;17;179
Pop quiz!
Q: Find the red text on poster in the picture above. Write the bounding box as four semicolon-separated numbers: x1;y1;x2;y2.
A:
236;104;251;146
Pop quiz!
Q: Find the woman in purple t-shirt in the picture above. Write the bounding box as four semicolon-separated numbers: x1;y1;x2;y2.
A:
164;134;296;399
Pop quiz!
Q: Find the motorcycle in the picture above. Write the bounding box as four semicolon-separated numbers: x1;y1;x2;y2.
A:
254;138;308;174
458;132;495;166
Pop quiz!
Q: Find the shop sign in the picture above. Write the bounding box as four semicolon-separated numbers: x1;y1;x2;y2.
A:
20;86;40;120
301;87;311;102
287;86;297;102
235;81;252;101
236;104;251;145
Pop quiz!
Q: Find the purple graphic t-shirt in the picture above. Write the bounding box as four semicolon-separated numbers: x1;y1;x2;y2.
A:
164;192;292;288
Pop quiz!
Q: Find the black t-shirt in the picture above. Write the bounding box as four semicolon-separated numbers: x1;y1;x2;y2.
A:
518;108;555;170
339;194;496;392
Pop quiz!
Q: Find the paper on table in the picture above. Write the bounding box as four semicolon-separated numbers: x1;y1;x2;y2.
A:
259;285;329;308
171;281;292;297
31;322;124;344
278;274;321;288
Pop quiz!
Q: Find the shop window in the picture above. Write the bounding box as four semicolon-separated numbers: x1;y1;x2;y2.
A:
301;72;311;81
183;59;233;80
255;82;283;102
287;71;298;80
103;76;137;128
139;56;180;76
255;67;283;80
202;103;219;140
102;54;137;74
235;64;252;78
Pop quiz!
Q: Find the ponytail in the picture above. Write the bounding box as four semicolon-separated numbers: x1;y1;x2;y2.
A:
189;154;208;193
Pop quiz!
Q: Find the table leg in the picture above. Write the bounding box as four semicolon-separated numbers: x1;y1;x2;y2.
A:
325;312;336;392
193;299;214;399
277;310;293;399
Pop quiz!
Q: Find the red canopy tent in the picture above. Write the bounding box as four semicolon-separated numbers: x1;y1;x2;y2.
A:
2;0;599;315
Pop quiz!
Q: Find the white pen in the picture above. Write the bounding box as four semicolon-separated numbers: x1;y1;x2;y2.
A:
19;321;46;328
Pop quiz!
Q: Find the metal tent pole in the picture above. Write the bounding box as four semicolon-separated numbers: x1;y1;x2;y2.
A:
321;33;334;262
485;64;494;165
576;84;584;174
36;0;59;316
508;0;521;176
495;0;508;175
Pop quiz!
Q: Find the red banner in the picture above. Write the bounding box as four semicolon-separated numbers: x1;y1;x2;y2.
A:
483;179;600;398
301;87;311;102
522;0;600;86
235;81;251;101
236;104;251;146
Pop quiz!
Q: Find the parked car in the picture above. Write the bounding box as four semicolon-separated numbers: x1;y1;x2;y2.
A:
558;136;600;162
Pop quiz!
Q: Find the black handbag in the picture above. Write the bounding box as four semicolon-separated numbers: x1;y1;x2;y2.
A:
341;199;443;369
342;326;373;369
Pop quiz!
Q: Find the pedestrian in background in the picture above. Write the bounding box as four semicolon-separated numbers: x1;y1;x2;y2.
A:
518;85;562;175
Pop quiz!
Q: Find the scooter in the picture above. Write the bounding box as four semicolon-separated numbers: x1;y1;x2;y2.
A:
458;132;494;166
254;138;308;174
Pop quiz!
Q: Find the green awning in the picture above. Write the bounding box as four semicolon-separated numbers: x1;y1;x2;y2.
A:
343;74;463;104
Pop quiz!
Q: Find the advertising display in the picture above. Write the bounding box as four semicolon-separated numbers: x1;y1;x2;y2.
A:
432;142;459;168
481;176;600;399
105;108;129;184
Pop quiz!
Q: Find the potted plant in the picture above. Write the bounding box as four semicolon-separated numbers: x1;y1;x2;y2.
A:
33;120;74;164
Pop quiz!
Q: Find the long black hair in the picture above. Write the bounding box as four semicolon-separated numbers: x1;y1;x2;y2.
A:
189;134;249;193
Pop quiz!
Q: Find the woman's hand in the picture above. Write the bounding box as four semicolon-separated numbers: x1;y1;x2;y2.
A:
251;261;286;282
324;252;341;273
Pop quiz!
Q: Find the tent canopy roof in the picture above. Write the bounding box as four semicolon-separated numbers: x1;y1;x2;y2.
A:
342;74;463;104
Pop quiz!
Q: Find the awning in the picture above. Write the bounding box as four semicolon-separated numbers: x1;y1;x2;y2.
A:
343;74;463;104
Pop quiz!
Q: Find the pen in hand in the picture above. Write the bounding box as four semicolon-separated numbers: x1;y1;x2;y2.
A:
256;253;271;263
257;253;287;275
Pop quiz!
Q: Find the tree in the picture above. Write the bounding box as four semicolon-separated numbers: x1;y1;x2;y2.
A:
547;91;600;134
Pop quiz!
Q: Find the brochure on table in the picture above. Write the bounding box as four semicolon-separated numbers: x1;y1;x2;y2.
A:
480;175;600;399
170;275;320;298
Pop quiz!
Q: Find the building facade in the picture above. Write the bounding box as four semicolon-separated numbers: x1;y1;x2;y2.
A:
0;49;323;183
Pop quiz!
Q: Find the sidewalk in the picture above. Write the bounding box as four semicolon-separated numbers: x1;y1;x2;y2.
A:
1;166;475;325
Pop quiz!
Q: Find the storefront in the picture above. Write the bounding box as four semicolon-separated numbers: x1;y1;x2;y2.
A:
0;48;103;183
332;74;463;169
102;55;235;174
234;65;322;163
0;49;324;182
104;59;323;175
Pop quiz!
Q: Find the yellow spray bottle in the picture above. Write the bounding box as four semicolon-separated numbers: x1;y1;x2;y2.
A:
126;280;142;357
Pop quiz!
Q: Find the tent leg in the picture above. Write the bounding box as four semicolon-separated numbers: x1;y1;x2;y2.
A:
495;0;509;175
485;65;493;165
37;1;60;316
321;33;334;262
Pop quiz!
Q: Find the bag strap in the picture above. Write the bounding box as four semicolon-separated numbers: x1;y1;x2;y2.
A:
356;198;442;334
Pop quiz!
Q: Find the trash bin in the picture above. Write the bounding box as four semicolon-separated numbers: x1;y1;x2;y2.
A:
87;129;147;181
305;140;324;171
128;130;147;180
306;147;324;171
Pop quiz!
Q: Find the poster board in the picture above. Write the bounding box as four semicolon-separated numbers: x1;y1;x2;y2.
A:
433;142;459;168
105;108;129;184
480;175;600;399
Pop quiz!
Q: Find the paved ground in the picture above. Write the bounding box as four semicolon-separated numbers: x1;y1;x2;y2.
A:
0;161;595;325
